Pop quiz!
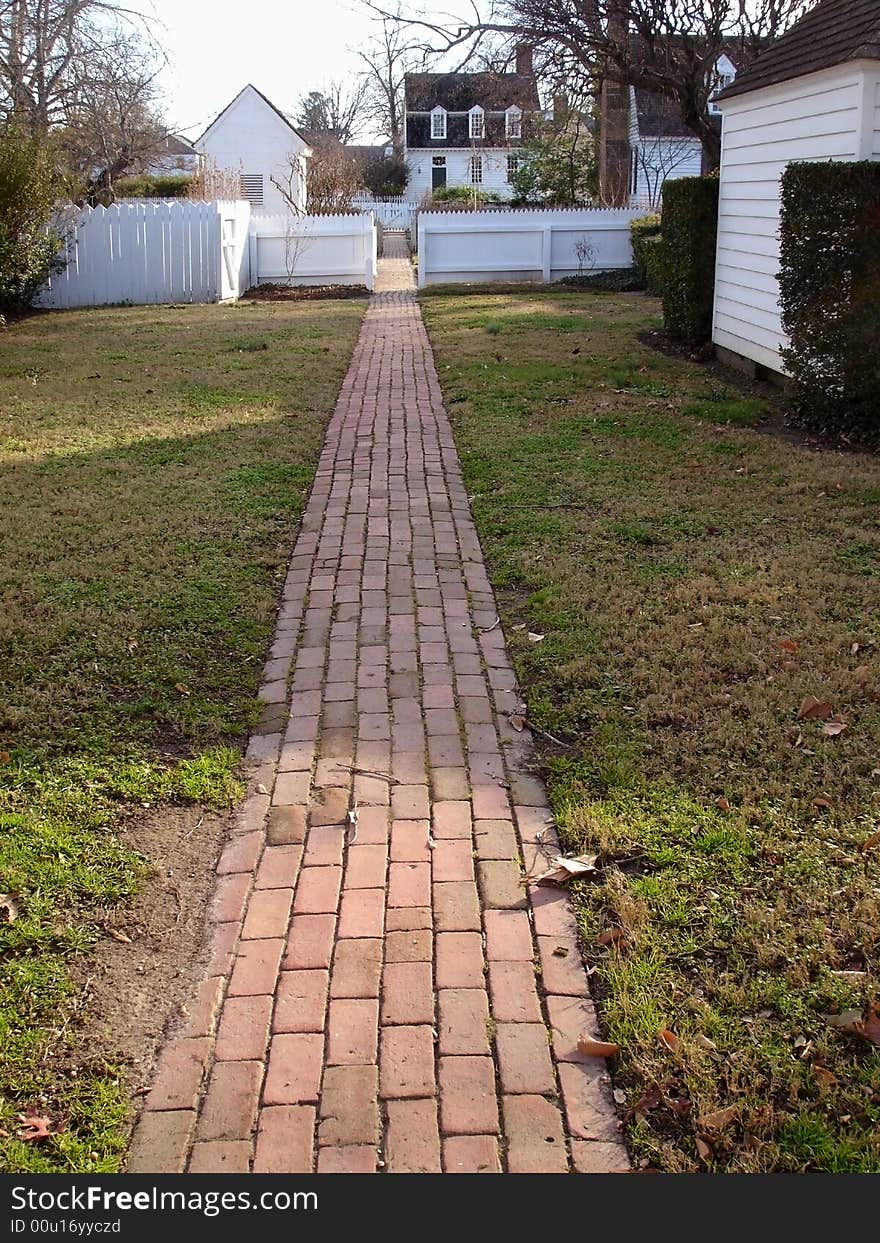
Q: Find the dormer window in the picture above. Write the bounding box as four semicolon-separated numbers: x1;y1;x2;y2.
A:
506;107;522;139
431;107;447;140
469;106;485;140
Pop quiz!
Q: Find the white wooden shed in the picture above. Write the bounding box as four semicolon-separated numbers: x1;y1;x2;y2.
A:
712;0;880;378
195;84;312;216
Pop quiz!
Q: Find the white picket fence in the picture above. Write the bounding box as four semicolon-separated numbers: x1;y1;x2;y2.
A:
39;200;252;308
351;194;419;231
417;207;645;288
249;213;378;290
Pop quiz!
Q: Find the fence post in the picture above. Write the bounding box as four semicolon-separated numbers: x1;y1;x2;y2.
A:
541;225;552;283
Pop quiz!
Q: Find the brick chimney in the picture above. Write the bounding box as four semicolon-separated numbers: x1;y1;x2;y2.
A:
515;43;533;76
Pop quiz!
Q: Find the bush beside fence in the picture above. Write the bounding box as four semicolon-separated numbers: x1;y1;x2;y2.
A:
660;177;719;345
779;161;880;445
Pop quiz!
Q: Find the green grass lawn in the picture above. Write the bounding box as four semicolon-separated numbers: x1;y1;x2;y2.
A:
422;288;880;1173
0;298;365;1171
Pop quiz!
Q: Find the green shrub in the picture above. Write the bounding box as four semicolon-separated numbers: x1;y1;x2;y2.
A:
779;160;880;445
425;186;503;208
641;235;666;297
630;213;661;287
0;126;64;316
660;176;719;345
113;174;193;199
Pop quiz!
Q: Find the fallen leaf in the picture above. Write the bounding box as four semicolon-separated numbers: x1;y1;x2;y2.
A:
822;719;847;737
551;944;569;958
577;1034;620;1058
16;1113;59;1143
798;696;833;720
658;1028;680;1052
812;1065;838;1090
715;796;730;812
527;632;545;643
532;854;598;886
665;1095;692;1118
126;637;139;653
859;829;880;852
508;714;527;733
107;928;132;944
596;926;627;948
812;795;833;810
0;893;20;922
512;623;526;631
694;1034;717;1051
861;1004;880;1046
695;1136;713;1162
612;1087;627;1105
778;639;799;654
851;642;861;656
631;1086;663;1117
697;1104;739;1132
853;665;870;684
0;751;9;764
175;683;191;697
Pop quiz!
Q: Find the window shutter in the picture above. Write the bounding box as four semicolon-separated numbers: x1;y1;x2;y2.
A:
240;174;264;206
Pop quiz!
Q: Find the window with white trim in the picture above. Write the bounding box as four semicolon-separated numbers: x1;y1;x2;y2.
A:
430;107;447;139
240;173;264;206
506;107;522;139
469;106;485;139
507;153;519;180
469;155;483;184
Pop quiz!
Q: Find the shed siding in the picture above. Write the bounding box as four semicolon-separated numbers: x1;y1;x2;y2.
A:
713;65;869;373
873;74;880;154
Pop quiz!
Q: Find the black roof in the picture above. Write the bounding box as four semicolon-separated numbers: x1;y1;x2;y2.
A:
717;0;880;101
405;71;540;113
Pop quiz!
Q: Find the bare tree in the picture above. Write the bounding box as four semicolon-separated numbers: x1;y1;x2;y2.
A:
301;141;363;213
367;0;817;172
0;1;159;132
60;32;165;199
633;132;701;208
188;158;242;202
355;2;421;149
294;80;370;144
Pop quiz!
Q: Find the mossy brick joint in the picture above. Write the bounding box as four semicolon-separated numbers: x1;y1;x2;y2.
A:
779;160;880;445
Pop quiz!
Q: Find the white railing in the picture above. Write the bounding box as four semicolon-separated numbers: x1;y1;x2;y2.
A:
417;206;645;287
351;194;419;230
249;213;378;290
39;200;251;308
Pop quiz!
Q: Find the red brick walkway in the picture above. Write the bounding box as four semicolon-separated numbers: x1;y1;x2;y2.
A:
128;255;627;1175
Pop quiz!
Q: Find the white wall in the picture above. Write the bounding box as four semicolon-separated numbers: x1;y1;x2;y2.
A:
873;71;880;156
632;138;702;208
196;86;309;215
407;149;518;200
418;208;642;286
39;200;251;309
250;213;378;289
713;62;879;374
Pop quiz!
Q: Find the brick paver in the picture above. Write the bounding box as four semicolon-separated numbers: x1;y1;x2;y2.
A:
128;243;628;1174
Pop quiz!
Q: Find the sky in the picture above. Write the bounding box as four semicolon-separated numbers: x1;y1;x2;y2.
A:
138;1;480;142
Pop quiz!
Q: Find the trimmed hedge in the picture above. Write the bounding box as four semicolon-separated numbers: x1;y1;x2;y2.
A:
0;126;63;316
630;213;661;288
113;174;193;199
660;176;719;345
779;160;880;444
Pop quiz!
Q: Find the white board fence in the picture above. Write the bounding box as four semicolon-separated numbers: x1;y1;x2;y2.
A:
417;207;644;287
249;213;378;290
39;200;251;308
351;194;419;231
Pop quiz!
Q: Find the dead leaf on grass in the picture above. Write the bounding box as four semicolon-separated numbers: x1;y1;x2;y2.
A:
812;1065;838;1090
577;1034;620;1058
859;829;880;852
0;893;21;922
16;1112;61;1143
527;632;545;643
798;696;833;720
0;750;9;764
825;1005;880;1044
631;1086;663;1118
658;1028;680;1052
778;639;799;654
532;853;598;886
715;796;730;812
595;926;626;948
175;683;191;697
696;1104;739;1133
107;928;132;944
822;718;847;737
853;665;870;685
695;1137;713;1162
812;795;833;810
